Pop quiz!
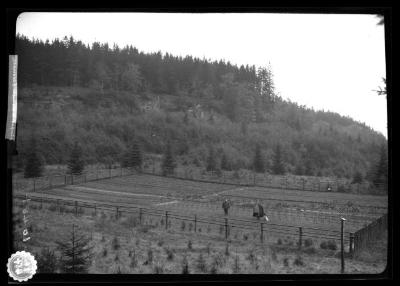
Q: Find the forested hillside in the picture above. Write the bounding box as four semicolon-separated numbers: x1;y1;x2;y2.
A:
15;35;387;183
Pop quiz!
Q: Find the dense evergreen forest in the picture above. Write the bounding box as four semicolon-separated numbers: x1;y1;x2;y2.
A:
15;35;387;185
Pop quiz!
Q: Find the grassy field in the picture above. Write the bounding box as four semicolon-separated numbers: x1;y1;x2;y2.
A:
12;172;388;274
12;202;387;274
18;173;386;232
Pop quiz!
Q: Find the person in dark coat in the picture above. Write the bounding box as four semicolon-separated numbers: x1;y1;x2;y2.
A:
253;200;266;220
222;199;230;216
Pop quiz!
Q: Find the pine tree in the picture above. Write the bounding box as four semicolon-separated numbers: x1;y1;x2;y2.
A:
253;144;265;173
206;147;217;172
67;142;84;175
272;144;285;175
36;248;58;273
161;142;175;176
352;171;363;184
56;224;93;273
129;140;143;171
24;137;43;178
220;153;231;171
372;144;388;192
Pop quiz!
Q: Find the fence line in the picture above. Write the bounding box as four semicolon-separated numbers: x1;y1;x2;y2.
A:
14;165;387;196
14;193;352;247
353;213;387;255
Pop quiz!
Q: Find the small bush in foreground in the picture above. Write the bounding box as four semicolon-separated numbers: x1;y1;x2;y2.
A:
293;255;304;266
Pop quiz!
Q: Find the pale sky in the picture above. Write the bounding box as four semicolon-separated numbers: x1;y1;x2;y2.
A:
16;12;387;137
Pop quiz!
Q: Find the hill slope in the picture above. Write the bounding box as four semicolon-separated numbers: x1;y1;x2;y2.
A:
14;35;386;182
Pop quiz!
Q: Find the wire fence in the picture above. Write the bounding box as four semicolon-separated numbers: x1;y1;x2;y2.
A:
353;213;388;256
142;161;387;195
14;193;354;253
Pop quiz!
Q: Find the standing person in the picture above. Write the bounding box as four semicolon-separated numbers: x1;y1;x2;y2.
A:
222;199;230;216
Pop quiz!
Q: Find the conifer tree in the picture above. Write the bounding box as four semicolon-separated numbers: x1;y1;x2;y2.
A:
372;144;388;192
272;144;285;175
129;140;143;171
24;137;43;178
67;142;84;175
56;224;93;273
220;153;231;171
206;147;217;172
161;141;175;176
253;144;265;173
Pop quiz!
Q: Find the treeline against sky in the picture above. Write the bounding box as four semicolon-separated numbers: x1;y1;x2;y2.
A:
15;35;387;185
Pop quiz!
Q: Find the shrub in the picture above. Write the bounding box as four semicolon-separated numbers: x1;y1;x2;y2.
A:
130;251;138;268
147;249;153;264
165;247;174;261
304;238;313;248
243;234;248;241
115;254;119;262
277;238;282;245
198;227;202;233
182;256;189;274
271;249;278;262
283;257;289;267
233;255;240;273
320;240;337;250
181;221;186;231
205;243;211;255
112;236;120;250
157;239;164;247
303;246;317;254
197;253;207;272
36;248;58;273
225;244;230;256
154;262;164;274
210;260;218;274
187;240;193;250
247;249;256;264
102;248;108;257
293;255;304;266
122;216;138;228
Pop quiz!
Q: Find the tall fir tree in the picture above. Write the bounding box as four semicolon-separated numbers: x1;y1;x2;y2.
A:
253;144;265;173
272;144;285;175
68;142;84;175
372;144;388;192
129;140;143;170
24;137;43;178
206;147;217;172
220;153;231;171
161;141;175;176
56;224;93;273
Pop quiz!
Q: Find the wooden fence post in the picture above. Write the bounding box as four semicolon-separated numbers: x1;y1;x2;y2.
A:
57;199;60;213
75;201;78;216
64;175;67;185
194;215;197;232
225;218;228;239
298;227;303;249
260;223;264;242
94;204;97;216
116;207;119;219
165;211;169;230
341;218;346;273
349;233;354;254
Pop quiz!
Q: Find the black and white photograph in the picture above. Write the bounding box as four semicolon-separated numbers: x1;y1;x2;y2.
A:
7;10;390;278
